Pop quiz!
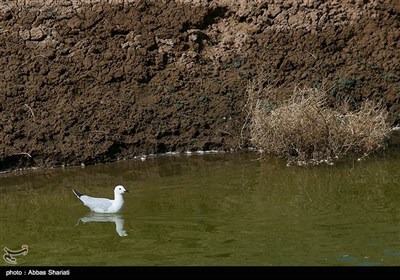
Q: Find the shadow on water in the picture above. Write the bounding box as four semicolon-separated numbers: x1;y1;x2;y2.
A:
75;213;128;237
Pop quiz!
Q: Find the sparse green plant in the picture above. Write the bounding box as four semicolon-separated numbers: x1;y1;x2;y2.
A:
247;81;391;165
335;78;362;90
383;72;399;83
231;56;245;68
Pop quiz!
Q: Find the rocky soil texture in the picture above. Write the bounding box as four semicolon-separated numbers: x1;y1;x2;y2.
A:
1;0;399;171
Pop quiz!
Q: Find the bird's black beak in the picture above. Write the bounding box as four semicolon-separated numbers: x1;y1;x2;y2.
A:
125;189;130;193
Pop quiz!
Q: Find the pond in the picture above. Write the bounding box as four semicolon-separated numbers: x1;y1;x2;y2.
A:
1;150;400;266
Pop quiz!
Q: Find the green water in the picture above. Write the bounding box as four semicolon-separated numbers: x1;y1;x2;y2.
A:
1;151;400;266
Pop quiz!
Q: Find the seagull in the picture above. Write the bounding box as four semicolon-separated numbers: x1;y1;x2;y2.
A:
72;185;129;213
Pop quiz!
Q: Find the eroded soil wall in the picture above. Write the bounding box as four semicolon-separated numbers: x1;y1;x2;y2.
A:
1;0;399;170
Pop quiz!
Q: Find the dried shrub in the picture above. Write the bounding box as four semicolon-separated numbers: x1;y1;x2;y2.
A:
248;82;391;165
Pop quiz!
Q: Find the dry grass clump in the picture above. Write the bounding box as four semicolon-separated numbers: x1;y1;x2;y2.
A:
248;84;391;165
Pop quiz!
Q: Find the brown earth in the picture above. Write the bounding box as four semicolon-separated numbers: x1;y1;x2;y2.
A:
1;0;399;171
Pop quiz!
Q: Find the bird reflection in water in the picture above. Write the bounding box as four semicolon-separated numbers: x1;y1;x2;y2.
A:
75;213;128;237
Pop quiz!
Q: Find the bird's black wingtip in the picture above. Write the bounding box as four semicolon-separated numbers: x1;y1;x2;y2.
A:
72;189;83;198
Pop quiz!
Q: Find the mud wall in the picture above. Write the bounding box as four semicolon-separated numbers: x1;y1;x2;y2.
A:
1;0;399;171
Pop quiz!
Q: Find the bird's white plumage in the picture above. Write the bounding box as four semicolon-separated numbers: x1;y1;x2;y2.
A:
80;196;113;213
73;185;128;213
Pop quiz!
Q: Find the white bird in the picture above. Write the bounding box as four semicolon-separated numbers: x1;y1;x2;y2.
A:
72;185;129;213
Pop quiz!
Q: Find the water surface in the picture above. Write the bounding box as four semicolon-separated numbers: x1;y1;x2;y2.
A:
1;151;400;266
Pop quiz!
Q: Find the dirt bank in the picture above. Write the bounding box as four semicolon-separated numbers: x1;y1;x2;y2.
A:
1;0;399;171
